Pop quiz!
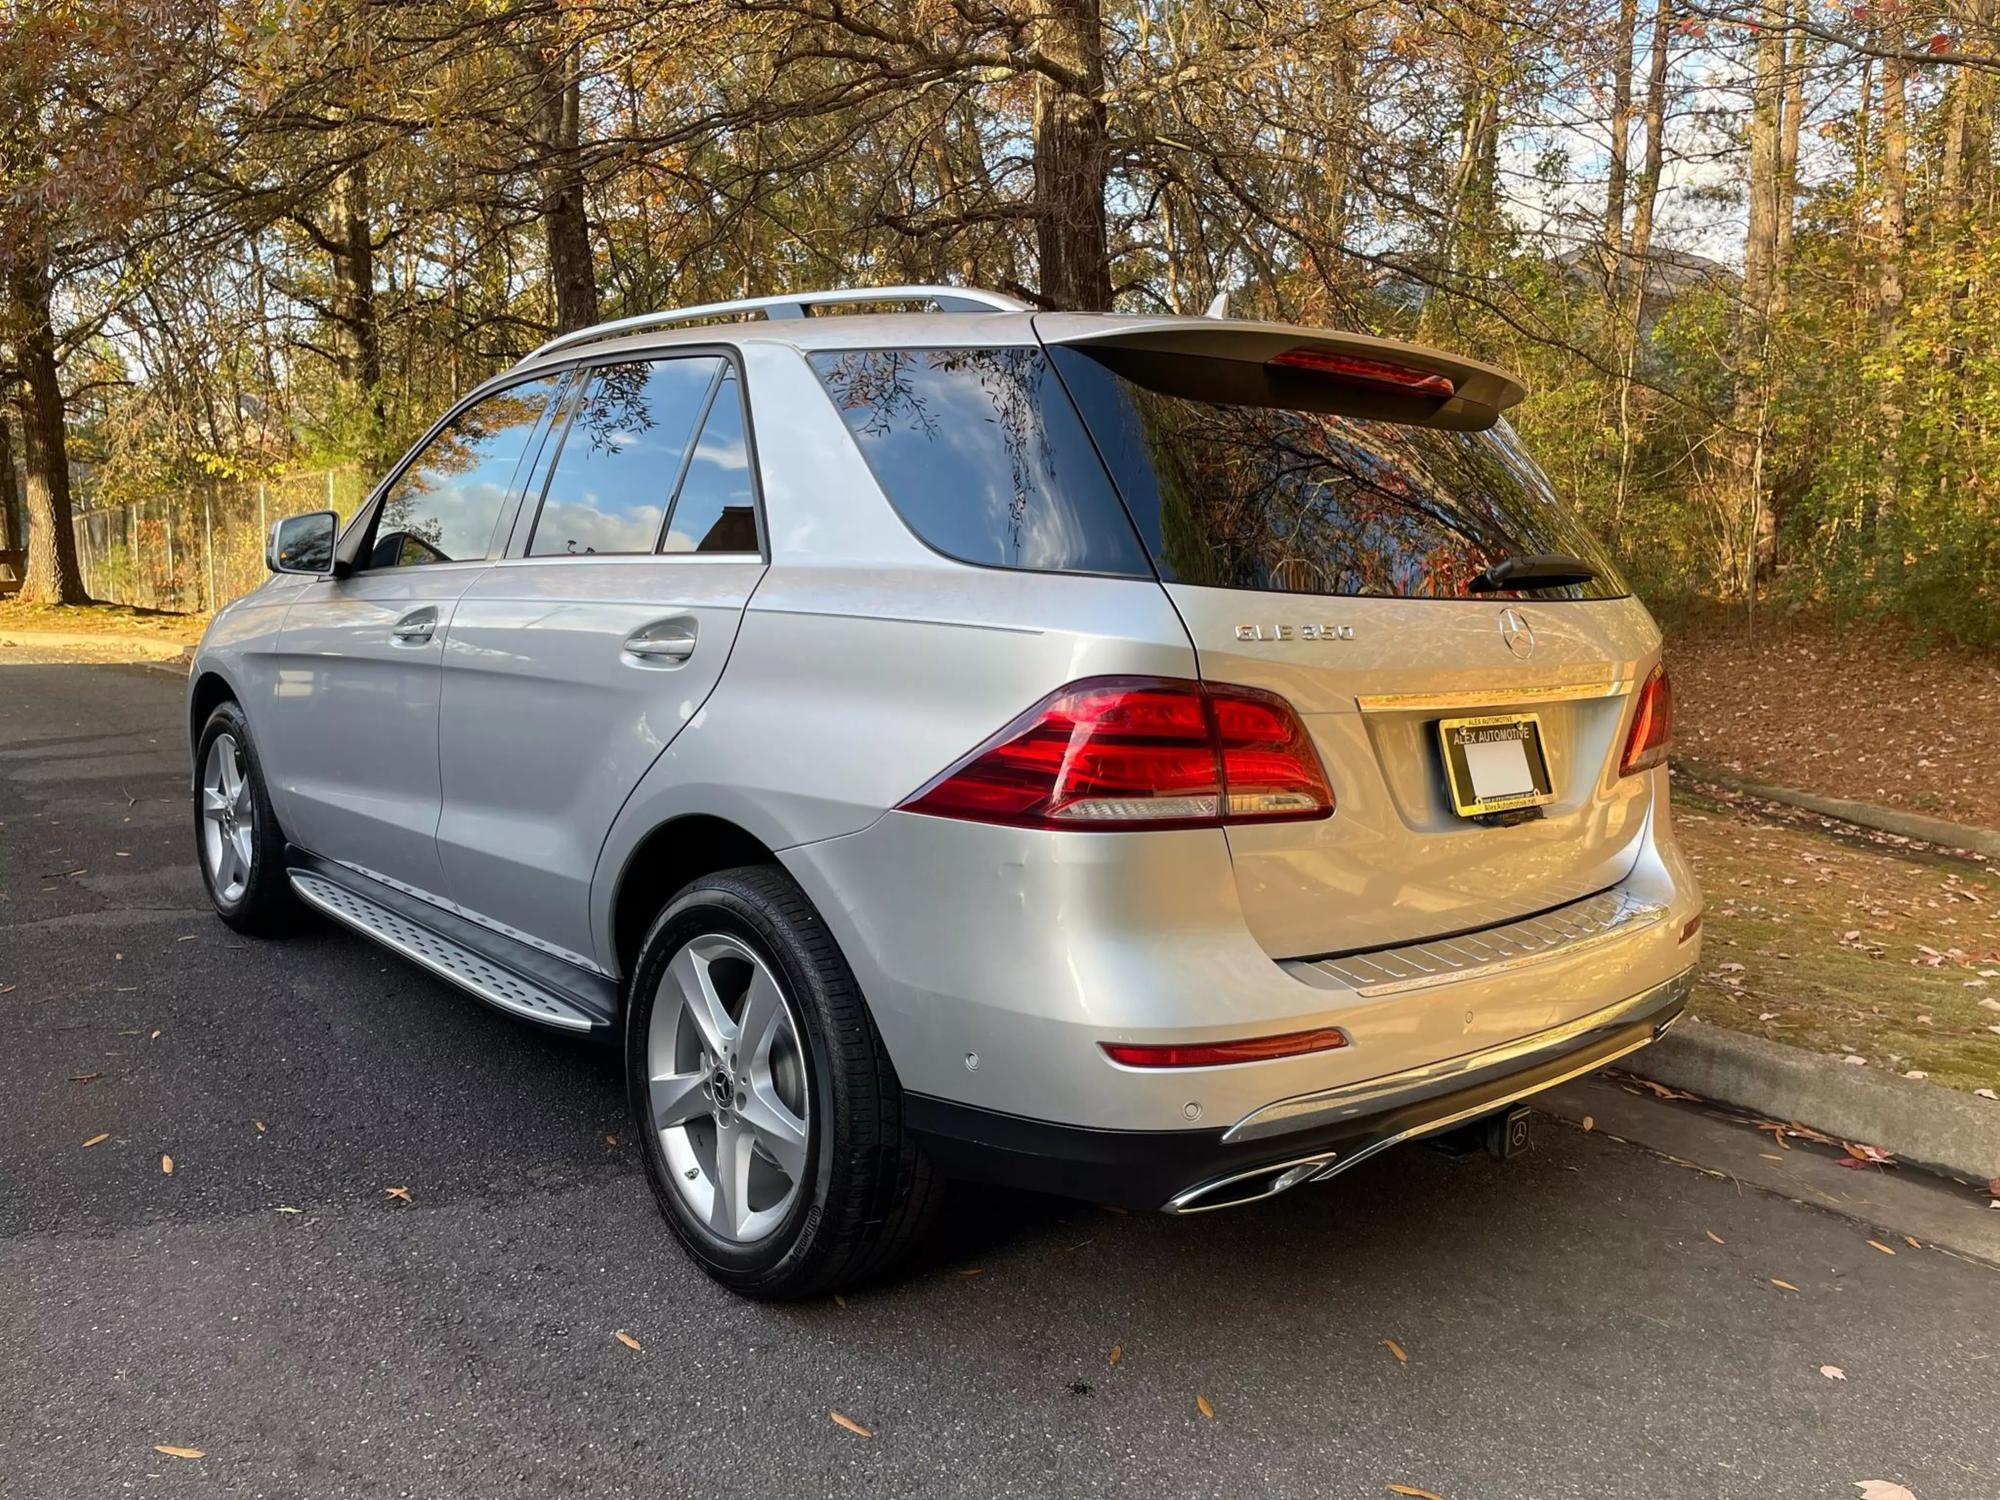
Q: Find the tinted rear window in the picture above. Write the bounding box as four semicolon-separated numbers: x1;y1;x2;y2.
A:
1052;347;1627;600
809;347;1150;576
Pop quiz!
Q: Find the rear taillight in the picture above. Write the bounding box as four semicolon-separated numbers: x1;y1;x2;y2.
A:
899;677;1334;831
1267;347;1457;398
1619;662;1673;775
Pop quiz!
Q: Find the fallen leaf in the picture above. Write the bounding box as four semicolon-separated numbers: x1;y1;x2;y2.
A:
384;1186;412;1203
1772;1278;1800;1291
1903;1236;1920;1249
1108;1345;1122;1366
1387;1487;1445;1500
81;1132;109;1148
1978;1089;1998;1101
830;1411;871;1438
160;1154;174;1176
1195;1394;1215;1419
70;1072;102;1083
275;1206;301;1214
604;1134;618;1147
1853;1482;1917;1500
1384;1339;1407;1363
153;1445;205;1460
253;1120;266;1133
1866;1240;1896;1256
150;1029;161;1041
1706;1229;1725;1245
833;1294;847;1309
1580;1115;1594;1132
1821;1364;1847;1380
613;1329;641;1352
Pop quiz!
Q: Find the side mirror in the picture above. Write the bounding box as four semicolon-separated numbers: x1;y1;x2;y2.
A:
268;511;338;576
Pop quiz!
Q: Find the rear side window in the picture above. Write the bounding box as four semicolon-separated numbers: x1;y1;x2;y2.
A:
664;368;759;554
1052;348;1627;600
529;357;720;556
808;347;1149;576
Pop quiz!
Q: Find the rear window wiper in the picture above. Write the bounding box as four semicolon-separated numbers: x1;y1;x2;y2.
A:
1468;553;1599;594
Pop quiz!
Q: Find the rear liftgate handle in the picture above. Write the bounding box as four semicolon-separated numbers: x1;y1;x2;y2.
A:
623;618;697;665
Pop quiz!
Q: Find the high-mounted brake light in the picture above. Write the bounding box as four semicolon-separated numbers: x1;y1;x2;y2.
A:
1101;1027;1350;1069
1619;662;1674;775
1268;347;1457;398
899;677;1334;831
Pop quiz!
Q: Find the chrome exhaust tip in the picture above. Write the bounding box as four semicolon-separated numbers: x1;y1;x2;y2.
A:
1162;1151;1340;1214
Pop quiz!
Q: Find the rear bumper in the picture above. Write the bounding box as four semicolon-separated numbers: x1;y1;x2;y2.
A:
908;967;1692;1212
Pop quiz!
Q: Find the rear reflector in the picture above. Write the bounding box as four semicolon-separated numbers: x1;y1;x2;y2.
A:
1101;1027;1350;1069
899;676;1333;831
1619;662;1674;775
1268;347;1457;398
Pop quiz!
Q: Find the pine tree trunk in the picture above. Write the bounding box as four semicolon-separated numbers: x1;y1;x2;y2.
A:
328;158;383;420
1605;0;1640;285
0;412;20;557
535;48;598;334
1030;0;1112;310
1736;0;1786;600
7;257;88;605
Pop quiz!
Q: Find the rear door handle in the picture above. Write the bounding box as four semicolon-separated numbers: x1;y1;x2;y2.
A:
391;607;438;644
624;619;697;663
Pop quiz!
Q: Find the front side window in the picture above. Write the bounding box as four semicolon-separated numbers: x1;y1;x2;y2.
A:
808;347;1150;576
371;375;561;568
1052;348;1627;600
528;357;721;557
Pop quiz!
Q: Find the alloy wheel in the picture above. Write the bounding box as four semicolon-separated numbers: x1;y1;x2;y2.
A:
646;932;812;1244
199;732;256;903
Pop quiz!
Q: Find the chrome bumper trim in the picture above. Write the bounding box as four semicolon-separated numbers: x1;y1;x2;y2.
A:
1288;888;1667;998
1220;968;1694;1145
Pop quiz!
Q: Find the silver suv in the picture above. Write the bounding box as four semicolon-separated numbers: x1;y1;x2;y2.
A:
190;285;1700;1298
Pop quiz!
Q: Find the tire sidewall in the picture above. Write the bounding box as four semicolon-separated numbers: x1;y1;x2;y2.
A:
625;881;839;1285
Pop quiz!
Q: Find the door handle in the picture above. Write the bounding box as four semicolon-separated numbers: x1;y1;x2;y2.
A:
624;619;697;664
391;608;437;644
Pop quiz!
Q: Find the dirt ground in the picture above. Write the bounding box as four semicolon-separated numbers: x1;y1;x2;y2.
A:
1667;608;2000;831
1676;784;2000;1094
0;600;207;646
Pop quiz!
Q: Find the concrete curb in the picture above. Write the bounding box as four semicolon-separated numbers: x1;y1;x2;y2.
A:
1675;757;2000;862
1624;1017;2000;1183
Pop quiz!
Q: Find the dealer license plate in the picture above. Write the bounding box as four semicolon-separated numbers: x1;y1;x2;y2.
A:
1436;714;1555;818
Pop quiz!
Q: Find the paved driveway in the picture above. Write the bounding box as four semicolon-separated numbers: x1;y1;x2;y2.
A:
2;651;1995;1498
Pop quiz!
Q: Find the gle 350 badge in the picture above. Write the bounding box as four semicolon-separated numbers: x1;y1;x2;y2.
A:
1233;622;1356;642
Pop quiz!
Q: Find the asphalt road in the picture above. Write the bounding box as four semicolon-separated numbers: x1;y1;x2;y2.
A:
3;648;1996;1499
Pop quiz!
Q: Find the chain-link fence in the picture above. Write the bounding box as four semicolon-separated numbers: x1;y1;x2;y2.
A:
70;468;371;614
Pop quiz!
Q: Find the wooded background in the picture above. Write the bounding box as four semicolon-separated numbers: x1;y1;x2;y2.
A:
1;0;1995;641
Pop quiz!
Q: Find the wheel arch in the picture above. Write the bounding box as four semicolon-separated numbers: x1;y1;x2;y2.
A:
188;669;240;783
608;814;780;986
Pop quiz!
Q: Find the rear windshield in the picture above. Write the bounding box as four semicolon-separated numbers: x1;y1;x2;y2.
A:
1051;347;1628;601
808;347;1150;576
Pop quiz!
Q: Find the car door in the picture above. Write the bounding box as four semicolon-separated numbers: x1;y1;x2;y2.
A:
435;351;766;968
267;372;567;899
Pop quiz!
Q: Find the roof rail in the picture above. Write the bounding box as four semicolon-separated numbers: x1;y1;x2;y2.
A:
521;285;1031;364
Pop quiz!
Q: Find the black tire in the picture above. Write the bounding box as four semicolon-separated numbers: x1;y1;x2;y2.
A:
624;865;941;1299
192;700;299;936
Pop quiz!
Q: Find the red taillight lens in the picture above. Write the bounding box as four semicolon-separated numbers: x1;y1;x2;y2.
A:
1101;1027;1350;1068
900;677;1334;830
1268;347;1457;398
1619;662;1673;775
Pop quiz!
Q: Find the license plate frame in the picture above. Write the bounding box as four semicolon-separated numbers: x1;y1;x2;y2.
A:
1436;712;1555;818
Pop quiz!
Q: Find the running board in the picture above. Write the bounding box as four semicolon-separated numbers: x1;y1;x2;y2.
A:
287;865;614;1033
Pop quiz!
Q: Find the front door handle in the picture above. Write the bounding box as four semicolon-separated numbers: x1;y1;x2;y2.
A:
391;607;438;644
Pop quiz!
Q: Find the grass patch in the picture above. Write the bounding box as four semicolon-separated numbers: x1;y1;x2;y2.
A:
1676;789;2000;1093
0;600;206;645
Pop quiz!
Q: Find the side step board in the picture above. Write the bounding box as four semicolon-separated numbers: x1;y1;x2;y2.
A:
286;859;616;1033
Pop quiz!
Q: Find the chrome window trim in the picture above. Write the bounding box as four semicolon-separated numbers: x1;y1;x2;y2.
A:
1354;677;1635;713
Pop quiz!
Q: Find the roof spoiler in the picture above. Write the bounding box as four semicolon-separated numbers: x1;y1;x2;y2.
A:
1034;314;1527;432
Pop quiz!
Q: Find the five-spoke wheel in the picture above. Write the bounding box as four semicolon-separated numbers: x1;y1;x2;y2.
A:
647;932;812;1244
199;732;257;903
